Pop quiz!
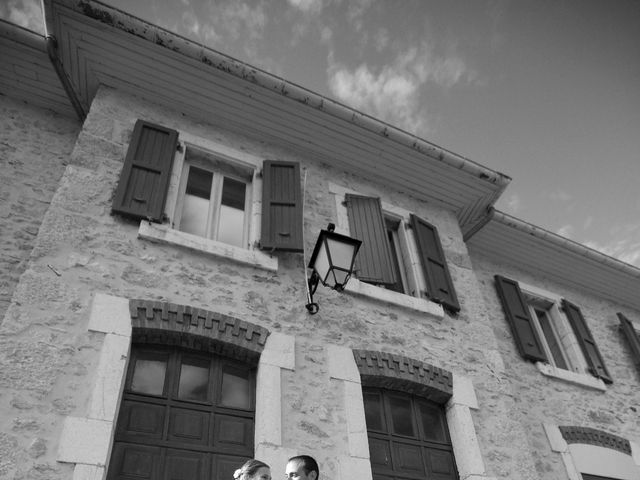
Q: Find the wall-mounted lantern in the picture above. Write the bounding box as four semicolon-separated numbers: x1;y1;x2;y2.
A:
305;223;362;314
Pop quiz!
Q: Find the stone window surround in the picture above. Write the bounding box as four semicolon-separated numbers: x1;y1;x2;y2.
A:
329;182;445;318
544;424;640;480
138;131;278;272
328;346;497;480
519;281;607;392
56;293;295;480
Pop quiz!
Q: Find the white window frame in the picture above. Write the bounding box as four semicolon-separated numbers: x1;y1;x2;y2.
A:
329;182;443;318
519;282;606;391
138;132;277;271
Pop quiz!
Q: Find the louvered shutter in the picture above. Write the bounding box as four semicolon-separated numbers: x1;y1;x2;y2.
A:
562;299;613;384
410;215;460;312
112;120;178;222
494;275;547;362
617;313;640;373
260;160;303;252
345;194;397;285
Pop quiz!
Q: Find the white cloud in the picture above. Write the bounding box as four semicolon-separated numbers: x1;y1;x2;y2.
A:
346;0;374;32
546;190;573;202
326;42;476;135
287;0;324;14
583;223;640;267
502;193;522;214
182;10;201;38
556;224;575;239
374;28;390;52
1;0;43;33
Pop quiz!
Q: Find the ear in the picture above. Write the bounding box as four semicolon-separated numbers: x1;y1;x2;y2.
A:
309;472;317;480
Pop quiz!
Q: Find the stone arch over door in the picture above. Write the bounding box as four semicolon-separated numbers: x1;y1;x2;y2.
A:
327;346;493;480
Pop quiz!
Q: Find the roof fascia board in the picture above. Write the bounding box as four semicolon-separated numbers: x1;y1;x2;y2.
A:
44;0;510;193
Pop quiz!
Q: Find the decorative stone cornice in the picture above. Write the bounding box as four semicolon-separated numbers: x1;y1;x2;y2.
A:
559;426;632;456
129;299;270;364
352;349;453;404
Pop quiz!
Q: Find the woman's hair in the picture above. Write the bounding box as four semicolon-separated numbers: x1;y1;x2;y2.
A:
233;459;270;480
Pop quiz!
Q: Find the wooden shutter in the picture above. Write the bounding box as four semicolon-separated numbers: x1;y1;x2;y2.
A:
260;160;303;252
345;194;397;285
562;299;613;384
410;215;460;312
494;276;547;362
617;313;640;373
112;120;178;222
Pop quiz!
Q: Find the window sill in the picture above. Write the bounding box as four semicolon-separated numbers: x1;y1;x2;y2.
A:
536;362;606;392
344;278;444;318
138;222;278;272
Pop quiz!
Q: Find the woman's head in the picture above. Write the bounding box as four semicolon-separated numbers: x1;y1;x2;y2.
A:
233;459;271;480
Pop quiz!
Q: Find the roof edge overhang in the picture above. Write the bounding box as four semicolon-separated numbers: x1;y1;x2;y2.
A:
468;209;640;310
42;0;511;231
493;210;640;277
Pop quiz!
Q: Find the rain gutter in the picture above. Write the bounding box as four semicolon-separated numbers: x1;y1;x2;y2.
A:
48;0;511;189
41;0;87;120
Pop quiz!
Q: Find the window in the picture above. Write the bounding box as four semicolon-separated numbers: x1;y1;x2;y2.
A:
363;387;458;480
330;184;459;313
173;147;252;248
112;120;303;256
107;345;256;480
495;275;612;385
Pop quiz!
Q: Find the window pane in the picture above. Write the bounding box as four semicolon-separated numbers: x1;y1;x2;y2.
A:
536;308;569;370
417;400;447;442
217;177;246;247
388;395;415;437
220;369;251;409
178;360;210;401
363;391;386;432
180;166;213;237
131;358;167;395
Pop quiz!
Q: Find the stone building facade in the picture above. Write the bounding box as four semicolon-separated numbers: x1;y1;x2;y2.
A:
1;2;639;480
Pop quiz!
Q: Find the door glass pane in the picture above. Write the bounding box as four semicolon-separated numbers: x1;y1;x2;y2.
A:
388;395;415;437
217;176;246;247
178;359;210;401
131;358;167;396
363;391;385;432
417;400;446;442
180;166;213;237
220;368;251;409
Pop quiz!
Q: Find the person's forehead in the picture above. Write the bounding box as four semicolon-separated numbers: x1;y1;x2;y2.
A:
285;460;304;472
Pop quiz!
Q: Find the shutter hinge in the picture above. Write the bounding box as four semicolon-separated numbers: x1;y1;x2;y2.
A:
176;143;183;153
257;169;263;178
405;222;413;230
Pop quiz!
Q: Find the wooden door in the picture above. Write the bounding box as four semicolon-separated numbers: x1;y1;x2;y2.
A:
107;345;255;480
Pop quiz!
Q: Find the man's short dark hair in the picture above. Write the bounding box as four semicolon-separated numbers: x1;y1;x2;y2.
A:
288;455;319;478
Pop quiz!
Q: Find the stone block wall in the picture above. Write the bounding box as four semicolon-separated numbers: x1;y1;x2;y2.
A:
0;96;80;322
468;251;640;479
0;84;597;480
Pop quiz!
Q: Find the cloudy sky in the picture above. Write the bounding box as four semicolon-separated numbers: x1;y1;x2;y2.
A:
3;0;640;266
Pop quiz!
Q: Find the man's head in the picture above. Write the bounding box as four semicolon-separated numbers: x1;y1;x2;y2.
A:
285;455;319;480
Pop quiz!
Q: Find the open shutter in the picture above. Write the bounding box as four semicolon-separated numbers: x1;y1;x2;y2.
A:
494;275;547;362
617;313;640;374
112;120;178;222
345;194;397;285
410;215;460;312
562;299;613;384
260;160;303;252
